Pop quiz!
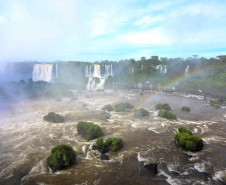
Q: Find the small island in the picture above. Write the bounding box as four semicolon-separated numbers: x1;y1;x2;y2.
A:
158;110;177;120
96;137;124;153
47;144;76;172
174;127;204;151
43;112;64;123
181;106;190;112
114;102;134;112
155;103;171;111
103;104;114;112
133;108;149;117
77;121;103;140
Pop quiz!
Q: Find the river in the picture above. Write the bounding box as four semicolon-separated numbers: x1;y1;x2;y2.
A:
0;90;225;185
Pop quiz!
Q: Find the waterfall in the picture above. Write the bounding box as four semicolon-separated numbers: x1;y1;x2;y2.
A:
185;65;190;76
110;64;113;76
160;66;163;73
32;64;53;82
95;79;106;90
156;65;166;74
131;66;134;73
85;63;113;91
91;78;96;90
87;78;92;91
156;65;163;73
93;64;102;78
105;64;112;78
164;65;167;74
55;64;58;79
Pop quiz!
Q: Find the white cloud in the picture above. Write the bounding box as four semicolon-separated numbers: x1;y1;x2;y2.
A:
123;28;172;45
0;15;8;23
0;0;226;62
134;15;163;27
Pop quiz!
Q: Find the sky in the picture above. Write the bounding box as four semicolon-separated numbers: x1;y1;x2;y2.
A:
0;0;226;62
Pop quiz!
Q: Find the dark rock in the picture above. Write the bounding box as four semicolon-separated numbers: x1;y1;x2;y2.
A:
92;144;99;151
169;171;180;177
144;163;158;174
189;169;212;181
101;154;109;160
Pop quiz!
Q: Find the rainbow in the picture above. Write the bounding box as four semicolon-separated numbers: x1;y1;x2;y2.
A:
126;66;215;119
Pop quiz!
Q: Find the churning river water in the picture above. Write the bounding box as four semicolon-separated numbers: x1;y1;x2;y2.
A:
0;90;226;185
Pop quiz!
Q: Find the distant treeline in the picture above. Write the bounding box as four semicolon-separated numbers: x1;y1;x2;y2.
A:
0;55;226;99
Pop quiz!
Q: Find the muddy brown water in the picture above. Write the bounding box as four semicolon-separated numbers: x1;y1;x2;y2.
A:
0;90;225;185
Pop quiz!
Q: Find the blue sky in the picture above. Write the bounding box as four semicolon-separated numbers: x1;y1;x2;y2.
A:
0;0;226;62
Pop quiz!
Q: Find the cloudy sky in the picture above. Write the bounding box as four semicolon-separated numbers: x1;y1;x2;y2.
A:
0;0;226;62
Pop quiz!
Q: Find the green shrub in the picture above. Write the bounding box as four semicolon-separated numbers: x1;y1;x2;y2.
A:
111;138;124;152
96;137;104;150
114;102;134;112
103;104;113;112
155;103;171;111
77;121;103;140
174;127;203;151
134;108;149;117
124;102;134;109
96;137;123;153
114;103;126;112
48;144;76;171
210;99;221;108
44;112;64;123
105;137;113;146
181;106;190;112
158;110;176;120
178;127;192;135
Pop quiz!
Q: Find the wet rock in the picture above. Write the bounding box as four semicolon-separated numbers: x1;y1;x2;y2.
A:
87;150;102;159
144;163;158;174
100;111;110;119
92;144;99;151
169;171;180;177
101;154;109;160
189;169;212;181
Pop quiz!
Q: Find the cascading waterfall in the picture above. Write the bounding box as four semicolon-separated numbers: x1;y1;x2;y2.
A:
55;64;58;79
87;78;94;91
32;64;53;82
95;79;106;90
130;66;134;73
185;65;190;76
85;64;113;91
164;65;167;74
156;65;167;74
93;64;102;78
